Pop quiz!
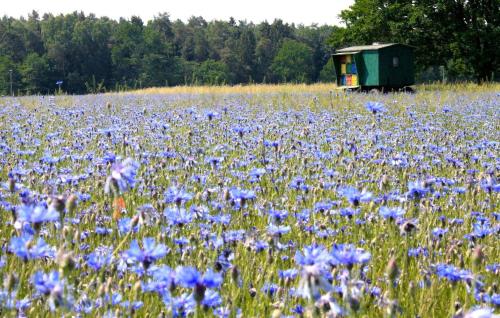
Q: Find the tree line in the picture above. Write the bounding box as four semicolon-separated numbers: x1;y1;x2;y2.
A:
0;11;337;94
0;2;498;95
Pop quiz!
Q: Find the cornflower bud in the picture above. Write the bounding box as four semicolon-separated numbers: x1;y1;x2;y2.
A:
386;257;399;282
66;194;77;216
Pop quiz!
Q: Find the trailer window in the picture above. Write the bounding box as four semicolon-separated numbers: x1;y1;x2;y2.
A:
393;57;399;67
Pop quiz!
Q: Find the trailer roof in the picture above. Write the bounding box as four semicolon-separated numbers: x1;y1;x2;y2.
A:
335;43;412;53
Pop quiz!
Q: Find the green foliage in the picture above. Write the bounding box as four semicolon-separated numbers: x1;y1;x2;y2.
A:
0;56;18;95
319;57;336;82
0;13;340;94
192;59;229;85
20;53;51;94
1;4;496;94
270;39;314;83
330;0;500;83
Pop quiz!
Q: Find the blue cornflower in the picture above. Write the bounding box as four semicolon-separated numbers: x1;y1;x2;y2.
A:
206;111;219;121
295;248;333;300
289;177;309;191
17;203;59;226
164;207;194;226
435;264;472;282
86;246;113;271
465;222;494;240
117;217;141;235
95;226;113;235
337;186;373;206
486;263;499;274
9;234;55;260
105;158;140;195
452;187;467;194
202;290;222;308
379;206;405;220
229;187;256;204
480;177;500;193
267;224;291;237
232;126;247;137
460;307;498;318
330;244;371;268
365;101;386;114
292;305;304;315
431;227;448;239
142;266;175;297
339;207;360;218
278;268;299;280
213;306;233;318
295;245;332;267
314;201;333;213
175;267;223;304
491;294;500;306
261;283;279;297
248;168;266;180
120;301;143;310
102;153;116;164
406;181;429;199
224;230;245;243
32;271;63;296
164;186;193;206
175;267;222;289
408;247;428;258
268;209;289;222
123;237;169;268
255;240;269;252
168;293;196;317
205;156;224;167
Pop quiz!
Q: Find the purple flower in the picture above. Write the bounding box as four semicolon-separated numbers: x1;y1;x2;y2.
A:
86;246;113;271
379;206;405;219
337;186;372;206
175;266;222;289
17;203;59;225
123;237;168;268
278;268;299;280
202;290;222;308
164;186;193;206
431;227;448;239
365;101;386;114
330;244;371;268
164;207;194;226
229;187;256;202
407;181;429;199
32;271;63;296
105;158;140;195
435;264;472;282
267;224;291;236
168;293;196;316
408;247;428;258
9;234;55;260
461;307;498;318
295;245;332;267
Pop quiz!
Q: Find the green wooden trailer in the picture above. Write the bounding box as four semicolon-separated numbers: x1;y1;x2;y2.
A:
332;43;415;91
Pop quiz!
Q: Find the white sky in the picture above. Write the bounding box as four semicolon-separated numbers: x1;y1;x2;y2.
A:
2;0;354;26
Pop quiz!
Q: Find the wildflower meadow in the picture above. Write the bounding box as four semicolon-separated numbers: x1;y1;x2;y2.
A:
0;86;498;317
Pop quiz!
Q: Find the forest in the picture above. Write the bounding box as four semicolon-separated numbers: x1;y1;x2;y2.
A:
0;0;498;94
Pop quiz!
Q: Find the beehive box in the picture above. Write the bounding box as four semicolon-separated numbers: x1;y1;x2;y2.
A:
332;43;415;89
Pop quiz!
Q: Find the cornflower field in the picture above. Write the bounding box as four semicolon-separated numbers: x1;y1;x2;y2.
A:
0;86;498;318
